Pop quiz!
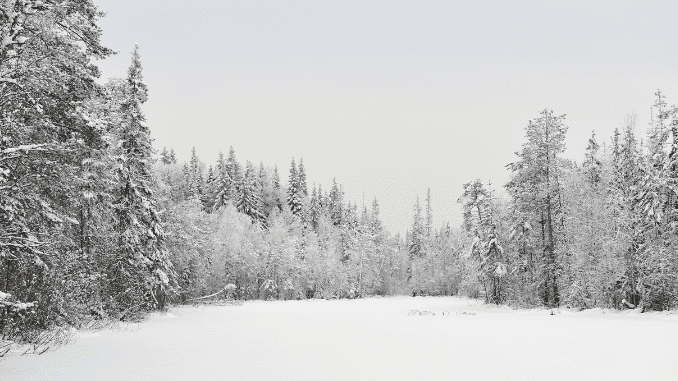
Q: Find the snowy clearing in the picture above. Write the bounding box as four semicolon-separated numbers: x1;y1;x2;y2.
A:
1;296;677;380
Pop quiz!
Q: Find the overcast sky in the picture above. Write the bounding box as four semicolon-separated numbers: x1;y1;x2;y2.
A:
93;0;678;234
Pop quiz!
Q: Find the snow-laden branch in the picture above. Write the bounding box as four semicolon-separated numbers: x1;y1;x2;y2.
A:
0;77;20;86
0;144;48;155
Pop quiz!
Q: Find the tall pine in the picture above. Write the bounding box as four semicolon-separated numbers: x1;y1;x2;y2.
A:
506;109;568;307
111;45;173;313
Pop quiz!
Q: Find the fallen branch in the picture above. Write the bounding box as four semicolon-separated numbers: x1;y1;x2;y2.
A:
621;299;636;309
186;289;225;302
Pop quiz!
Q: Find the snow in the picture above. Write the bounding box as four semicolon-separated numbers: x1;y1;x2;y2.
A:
1;296;677;380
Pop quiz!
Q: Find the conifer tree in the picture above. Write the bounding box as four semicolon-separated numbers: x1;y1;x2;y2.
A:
310;184;320;231
203;165;216;210
425;187;433;238
0;0;115;336
458;179;492;236
506;109;568;307
111;45;173;311
188;146;203;199
287;158;304;218
236;161;265;223
227;146;241;195
371;198;383;233
181;162;191;199
317;184;325;209
272;164;283;212
583;131;602;185
298;158;308;197
329;178;344;226
647;90;670;166
257;162;276;222
160;147;172;164
213;151;233;210
633;93;678;309
206;166;214;187
409;195;425;258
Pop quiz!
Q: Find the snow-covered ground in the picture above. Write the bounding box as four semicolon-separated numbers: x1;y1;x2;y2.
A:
1;296;677;380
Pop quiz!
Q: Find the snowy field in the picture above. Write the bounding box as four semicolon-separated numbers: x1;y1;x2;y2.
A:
1;296;677;380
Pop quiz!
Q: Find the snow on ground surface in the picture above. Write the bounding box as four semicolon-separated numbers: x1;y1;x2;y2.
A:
1;296;677;380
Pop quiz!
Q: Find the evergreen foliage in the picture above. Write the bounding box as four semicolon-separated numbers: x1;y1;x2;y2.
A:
110;45;174;315
506;109;568;307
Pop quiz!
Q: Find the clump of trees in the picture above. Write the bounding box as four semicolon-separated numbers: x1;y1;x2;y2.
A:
0;1;172;344
156;149;418;302
458;100;678;311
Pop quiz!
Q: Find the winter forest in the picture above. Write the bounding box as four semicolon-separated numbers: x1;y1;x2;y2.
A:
2;1;678;349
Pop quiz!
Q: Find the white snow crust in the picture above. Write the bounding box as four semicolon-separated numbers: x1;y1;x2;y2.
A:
1;296;677;380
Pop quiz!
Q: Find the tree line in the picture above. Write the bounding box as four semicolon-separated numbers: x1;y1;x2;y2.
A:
460;104;678;311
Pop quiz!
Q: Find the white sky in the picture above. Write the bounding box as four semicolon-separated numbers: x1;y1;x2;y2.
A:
93;0;678;234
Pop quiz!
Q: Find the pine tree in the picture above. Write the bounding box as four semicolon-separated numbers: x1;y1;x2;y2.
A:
287;158;304;218
458;179;492;236
213;151;232;211
329;178;344;226
112;45;173;311
160;146;171;164
634;93;678;310
298;158;308;198
181;162;191;199
506;109;568;307
310;184;320;231
203;165;216;210
647;90;670;166
583;131;602;185
371;198;383;233
425;187;433;238
0;0;115;338
272;164;283;212
188;146;203;199
236;161;265;224
409;195;425;258
317;184;324;209
227;146;241;196
256;162;276;222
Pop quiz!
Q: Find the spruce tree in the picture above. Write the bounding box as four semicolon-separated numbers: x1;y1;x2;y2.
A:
188;146;203;199
213;151;233;211
425;187;433;238
583;131;602;185
287;158;303;217
203;165;216;211
298;158;308;197
160;147;171;164
181;162;191;199
634;93;678;309
236;161;265;224
310;184;320;231
227;146;241;196
329;178;344;226
408;195;425;259
111;45;173;312
371;198;383;233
